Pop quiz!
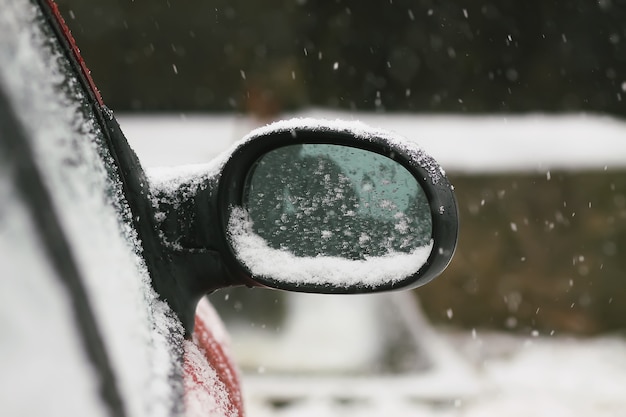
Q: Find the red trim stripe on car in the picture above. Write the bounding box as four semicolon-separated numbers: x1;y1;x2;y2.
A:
43;0;104;106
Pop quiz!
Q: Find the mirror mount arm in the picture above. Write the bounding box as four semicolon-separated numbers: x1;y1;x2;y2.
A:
165;249;232;331
147;175;260;331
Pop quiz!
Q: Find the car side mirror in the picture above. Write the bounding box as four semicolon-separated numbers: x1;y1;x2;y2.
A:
149;118;458;297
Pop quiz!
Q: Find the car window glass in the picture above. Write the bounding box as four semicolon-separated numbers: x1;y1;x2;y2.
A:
0;4;182;416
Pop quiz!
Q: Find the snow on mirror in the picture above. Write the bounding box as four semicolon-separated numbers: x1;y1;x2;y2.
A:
228;144;434;288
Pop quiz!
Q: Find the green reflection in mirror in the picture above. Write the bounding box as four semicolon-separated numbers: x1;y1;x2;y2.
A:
243;144;432;260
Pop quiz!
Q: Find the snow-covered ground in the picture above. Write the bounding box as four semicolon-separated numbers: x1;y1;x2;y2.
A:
244;331;626;417
119;111;626;417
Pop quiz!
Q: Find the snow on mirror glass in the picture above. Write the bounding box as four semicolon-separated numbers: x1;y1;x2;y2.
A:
228;144;433;288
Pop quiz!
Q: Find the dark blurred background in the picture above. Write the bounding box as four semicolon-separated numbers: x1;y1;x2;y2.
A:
58;0;626;336
58;0;626;116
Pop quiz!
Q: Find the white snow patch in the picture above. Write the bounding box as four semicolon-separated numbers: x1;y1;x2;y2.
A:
195;297;233;348
148;163;221;196
184;339;238;417
147;161;224;209
227;207;433;287
236;117;444;185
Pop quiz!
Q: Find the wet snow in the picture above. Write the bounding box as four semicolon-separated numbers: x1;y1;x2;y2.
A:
228;207;433;288
0;3;184;416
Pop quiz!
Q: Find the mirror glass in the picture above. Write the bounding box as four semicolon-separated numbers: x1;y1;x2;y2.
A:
228;144;433;288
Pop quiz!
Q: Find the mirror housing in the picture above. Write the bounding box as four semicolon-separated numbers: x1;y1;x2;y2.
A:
149;118;458;296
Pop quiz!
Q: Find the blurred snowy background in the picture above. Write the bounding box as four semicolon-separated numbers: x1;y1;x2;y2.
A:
53;0;626;414
121;112;626;416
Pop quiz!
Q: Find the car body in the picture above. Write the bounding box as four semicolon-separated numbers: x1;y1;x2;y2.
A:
0;1;457;416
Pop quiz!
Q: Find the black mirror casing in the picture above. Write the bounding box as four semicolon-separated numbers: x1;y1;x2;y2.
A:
147;119;458;329
211;120;459;294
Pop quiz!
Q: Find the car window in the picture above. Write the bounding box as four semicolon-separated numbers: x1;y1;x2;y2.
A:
0;3;183;416
0;120;110;417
